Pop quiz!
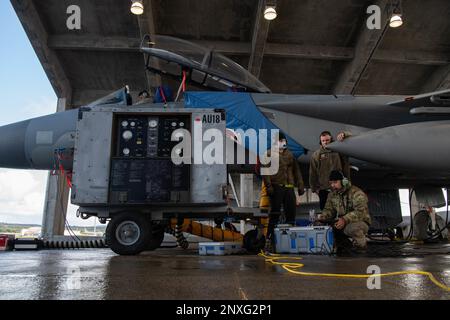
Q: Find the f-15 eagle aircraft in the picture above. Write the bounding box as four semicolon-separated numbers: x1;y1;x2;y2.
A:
0;35;449;231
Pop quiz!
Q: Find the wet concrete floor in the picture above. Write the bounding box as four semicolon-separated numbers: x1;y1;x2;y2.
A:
0;246;449;300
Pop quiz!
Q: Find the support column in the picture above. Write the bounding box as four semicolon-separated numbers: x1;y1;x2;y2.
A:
240;174;254;208
41;98;70;239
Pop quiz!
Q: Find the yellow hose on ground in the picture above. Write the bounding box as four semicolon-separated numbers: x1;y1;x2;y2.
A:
258;252;450;292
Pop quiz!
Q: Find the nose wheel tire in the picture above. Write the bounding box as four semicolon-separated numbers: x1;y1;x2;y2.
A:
243;229;266;254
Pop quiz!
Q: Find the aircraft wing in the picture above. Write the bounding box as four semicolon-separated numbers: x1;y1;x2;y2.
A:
388;89;450;108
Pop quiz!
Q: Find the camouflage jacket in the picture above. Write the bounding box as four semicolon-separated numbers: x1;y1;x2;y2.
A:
321;183;371;225
309;146;350;192
261;148;305;192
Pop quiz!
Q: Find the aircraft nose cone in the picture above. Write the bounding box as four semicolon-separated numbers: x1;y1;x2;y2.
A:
0;120;31;169
327;140;351;153
327;121;450;171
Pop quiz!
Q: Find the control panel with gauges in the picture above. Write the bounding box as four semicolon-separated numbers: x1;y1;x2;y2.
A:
116;115;190;158
110;114;191;204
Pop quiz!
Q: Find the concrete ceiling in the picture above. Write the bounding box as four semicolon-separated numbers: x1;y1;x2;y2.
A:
11;0;450;107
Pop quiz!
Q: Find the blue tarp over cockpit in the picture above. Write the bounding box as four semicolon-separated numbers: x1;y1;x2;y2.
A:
184;92;305;158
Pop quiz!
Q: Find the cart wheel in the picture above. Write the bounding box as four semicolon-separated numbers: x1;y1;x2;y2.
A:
106;212;150;255
243;229;265;254
146;223;165;251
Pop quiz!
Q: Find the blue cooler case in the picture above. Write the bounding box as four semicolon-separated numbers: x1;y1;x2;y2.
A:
274;226;334;254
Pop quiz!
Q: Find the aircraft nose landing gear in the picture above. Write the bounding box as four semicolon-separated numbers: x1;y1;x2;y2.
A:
243;228;266;254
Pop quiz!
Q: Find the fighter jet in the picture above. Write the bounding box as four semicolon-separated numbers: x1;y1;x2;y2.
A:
0;35;449;215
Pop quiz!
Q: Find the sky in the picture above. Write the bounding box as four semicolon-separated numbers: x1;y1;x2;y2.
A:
0;1;94;227
0;1;447;227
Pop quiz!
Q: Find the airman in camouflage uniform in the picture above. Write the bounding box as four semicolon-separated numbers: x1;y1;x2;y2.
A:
318;170;371;250
261;132;305;252
309;131;350;210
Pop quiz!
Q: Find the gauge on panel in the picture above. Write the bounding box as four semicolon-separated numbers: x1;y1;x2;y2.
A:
122;130;133;140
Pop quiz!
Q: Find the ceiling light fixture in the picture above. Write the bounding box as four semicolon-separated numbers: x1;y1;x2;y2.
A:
389;2;403;28
264;6;277;21
131;0;144;15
